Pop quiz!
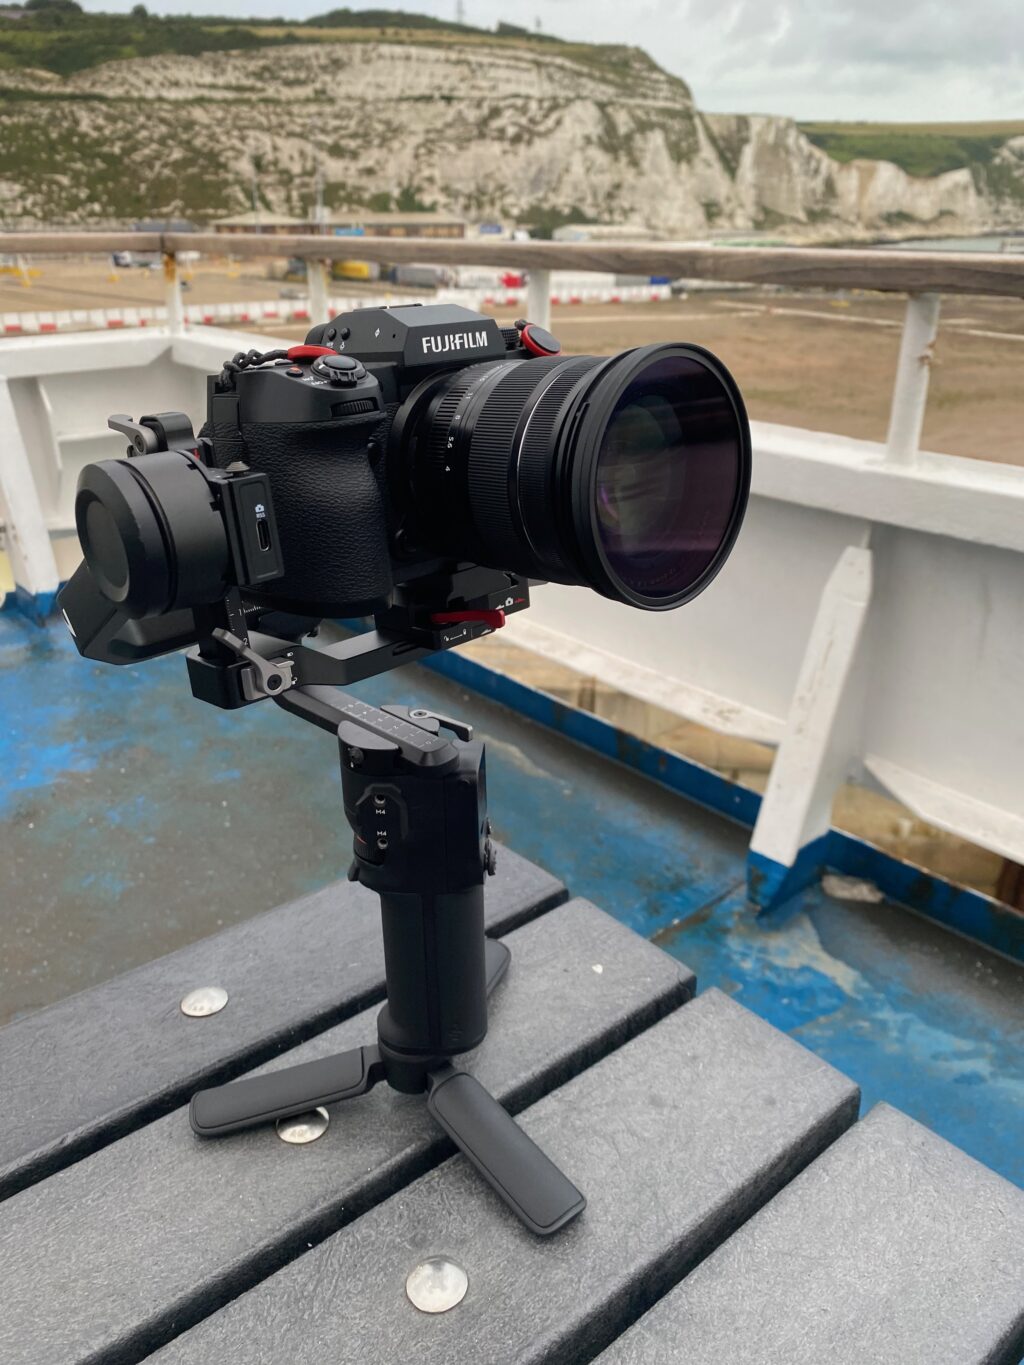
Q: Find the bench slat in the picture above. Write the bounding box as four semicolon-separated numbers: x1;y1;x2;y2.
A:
0;898;692;1365
597;1102;1024;1365
152;989;860;1365
0;845;565;1199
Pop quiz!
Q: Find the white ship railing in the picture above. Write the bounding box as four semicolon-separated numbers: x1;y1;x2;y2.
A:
1;232;1022;917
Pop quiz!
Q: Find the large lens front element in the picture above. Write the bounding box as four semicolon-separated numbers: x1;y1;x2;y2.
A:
586;349;748;605
396;341;750;611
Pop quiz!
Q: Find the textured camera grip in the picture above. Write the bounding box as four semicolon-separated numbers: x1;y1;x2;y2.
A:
238;418;394;615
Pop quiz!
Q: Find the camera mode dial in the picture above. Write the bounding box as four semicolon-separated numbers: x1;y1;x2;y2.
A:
312;353;368;387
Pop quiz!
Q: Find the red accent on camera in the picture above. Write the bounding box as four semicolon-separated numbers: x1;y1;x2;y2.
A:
286;345;337;361
520;324;561;358
430;609;507;630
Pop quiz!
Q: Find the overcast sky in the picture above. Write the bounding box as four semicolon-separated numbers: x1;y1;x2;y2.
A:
78;0;1024;122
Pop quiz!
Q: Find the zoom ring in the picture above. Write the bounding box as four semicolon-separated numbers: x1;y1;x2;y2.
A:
513;356;603;579
420;361;509;552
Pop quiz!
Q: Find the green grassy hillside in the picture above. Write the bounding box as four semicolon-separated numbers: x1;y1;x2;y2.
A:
0;4;563;77
0;5;686;226
1;6;1020;229
799;120;1024;178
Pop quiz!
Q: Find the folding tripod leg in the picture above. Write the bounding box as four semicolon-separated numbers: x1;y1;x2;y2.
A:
190;1044;383;1137
427;1066;586;1236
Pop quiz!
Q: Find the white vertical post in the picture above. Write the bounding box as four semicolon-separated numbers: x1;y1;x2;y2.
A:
885;291;941;464
308;259;331;326
748;543;873;901
526;267;552;332
0;377;61;614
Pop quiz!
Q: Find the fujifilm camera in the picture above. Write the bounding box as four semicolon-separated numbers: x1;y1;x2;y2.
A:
59;302;751;704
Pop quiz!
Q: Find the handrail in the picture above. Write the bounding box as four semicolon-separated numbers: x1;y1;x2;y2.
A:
0;233;162;255
1;227;1019;469
1;231;1022;298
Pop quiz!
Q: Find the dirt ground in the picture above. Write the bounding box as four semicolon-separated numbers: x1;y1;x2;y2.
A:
0;258;293;312
540;292;1024;466
1;259;1022;465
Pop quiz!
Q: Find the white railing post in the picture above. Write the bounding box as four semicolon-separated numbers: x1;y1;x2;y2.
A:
308;259;331;326
526;268;552;332
163;250;184;333
0;377;61;619
885;291;941;464
747;542;873;907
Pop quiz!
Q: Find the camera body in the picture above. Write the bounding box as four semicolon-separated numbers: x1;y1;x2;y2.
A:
215;303;515;617
59;298;751;695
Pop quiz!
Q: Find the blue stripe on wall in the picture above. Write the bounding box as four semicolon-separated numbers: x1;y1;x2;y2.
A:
413;633;1023;965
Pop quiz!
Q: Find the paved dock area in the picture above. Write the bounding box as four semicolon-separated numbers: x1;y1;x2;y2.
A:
1;609;1022;1186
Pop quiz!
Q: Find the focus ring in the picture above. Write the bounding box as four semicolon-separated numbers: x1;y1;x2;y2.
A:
465;358;564;569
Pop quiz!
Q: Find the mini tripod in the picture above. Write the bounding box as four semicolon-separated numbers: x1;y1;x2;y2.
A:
189;680;586;1237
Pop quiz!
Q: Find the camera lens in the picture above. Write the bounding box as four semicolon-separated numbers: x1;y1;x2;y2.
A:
393;342;750;609
587;351;748;603
75;451;231;618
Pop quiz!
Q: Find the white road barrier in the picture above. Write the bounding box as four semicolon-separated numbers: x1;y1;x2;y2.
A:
0;284;671;337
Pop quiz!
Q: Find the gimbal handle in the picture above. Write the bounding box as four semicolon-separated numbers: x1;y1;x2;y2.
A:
277;685;496;1067
188;676;586;1238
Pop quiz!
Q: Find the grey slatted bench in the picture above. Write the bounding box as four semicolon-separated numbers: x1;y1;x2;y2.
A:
1;848;1021;1365
0;843;562;1200
150;988;858;1365
596;1103;1024;1365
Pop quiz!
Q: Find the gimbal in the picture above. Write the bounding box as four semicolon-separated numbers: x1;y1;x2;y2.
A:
56;405;585;1237
181;573;586;1238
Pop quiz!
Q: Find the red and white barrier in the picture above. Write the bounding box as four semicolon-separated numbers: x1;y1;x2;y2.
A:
2;297;322;336
1;283;673;339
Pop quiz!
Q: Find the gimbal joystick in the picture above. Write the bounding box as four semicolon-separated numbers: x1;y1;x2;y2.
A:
189;676;586;1238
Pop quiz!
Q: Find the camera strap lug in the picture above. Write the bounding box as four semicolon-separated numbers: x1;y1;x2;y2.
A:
211;627;295;701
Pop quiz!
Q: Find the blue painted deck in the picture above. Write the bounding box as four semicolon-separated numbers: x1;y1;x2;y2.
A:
2;610;1022;1188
